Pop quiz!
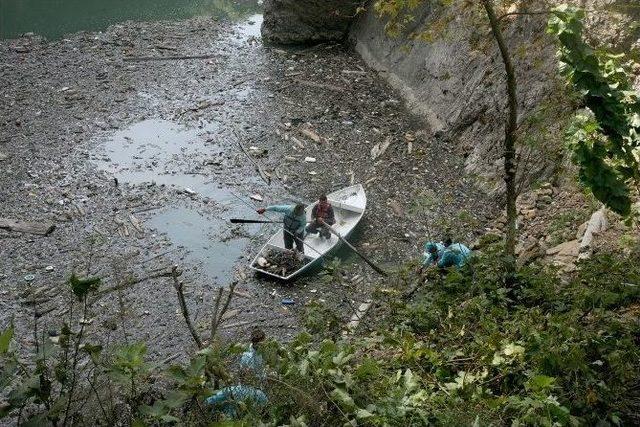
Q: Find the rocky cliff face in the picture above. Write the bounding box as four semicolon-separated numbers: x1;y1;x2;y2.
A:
350;1;568;194
261;0;358;44
349;0;640;194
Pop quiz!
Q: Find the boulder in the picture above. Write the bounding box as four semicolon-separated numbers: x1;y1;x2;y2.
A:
578;208;608;259
546;240;580;257
261;0;359;44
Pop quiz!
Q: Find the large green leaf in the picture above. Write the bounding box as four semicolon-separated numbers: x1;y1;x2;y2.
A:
0;324;14;354
68;273;101;299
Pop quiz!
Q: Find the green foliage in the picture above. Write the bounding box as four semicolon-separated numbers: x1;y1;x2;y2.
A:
107;343;151;395
254;247;639;425
0;323;13;355
67;273;101;300
3;247;639;425
303;300;341;338
548;5;640;217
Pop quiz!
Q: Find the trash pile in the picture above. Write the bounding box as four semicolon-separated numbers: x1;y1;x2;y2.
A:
253;249;309;277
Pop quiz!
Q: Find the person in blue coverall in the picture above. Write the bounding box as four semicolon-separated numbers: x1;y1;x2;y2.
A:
257;203;307;253
423;237;471;269
205;328;268;418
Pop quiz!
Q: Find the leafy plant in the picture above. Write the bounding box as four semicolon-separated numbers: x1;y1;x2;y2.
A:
548;5;640;217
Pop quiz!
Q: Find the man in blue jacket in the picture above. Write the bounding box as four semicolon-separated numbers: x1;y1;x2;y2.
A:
423;237;471;269
257;203;307;253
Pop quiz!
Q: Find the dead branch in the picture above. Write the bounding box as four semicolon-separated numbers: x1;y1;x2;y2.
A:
232;127;271;185
122;53;216;62
171;266;203;349
210;281;237;341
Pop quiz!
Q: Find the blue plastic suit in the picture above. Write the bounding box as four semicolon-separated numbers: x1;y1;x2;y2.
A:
205;345;267;418
423;242;471;269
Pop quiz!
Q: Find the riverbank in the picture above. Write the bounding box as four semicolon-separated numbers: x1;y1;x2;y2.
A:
0;15;494;362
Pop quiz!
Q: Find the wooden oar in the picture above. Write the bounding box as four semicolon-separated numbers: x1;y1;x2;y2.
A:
320;220;388;277
230;218;282;224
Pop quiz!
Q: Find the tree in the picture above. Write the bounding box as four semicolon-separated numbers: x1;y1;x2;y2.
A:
481;0;518;284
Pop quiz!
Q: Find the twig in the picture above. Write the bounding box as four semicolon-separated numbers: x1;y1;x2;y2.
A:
87;368;109;421
210;287;224;343
171;266;203;349
90;267;174;304
62;295;89;426
232;128;271;185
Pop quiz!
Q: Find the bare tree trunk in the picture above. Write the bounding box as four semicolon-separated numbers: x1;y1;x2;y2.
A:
482;0;518;285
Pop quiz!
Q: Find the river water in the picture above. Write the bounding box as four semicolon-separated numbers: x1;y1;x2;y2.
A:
0;0;262;39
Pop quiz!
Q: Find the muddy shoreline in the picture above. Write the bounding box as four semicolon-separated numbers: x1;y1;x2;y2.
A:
1;15;495;361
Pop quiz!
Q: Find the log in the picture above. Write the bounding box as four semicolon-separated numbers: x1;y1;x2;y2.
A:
0;218;55;236
122;53;216;62
293;79;346;92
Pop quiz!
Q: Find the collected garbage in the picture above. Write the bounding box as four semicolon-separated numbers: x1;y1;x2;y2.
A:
252;249;309;276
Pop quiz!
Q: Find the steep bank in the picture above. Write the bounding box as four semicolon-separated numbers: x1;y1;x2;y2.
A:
349;0;640;194
351;1;569;194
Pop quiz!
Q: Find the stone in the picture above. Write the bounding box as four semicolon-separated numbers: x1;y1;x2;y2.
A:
546;240;580;257
578;208;608;260
262;0;358;44
517;240;544;267
576;221;589;240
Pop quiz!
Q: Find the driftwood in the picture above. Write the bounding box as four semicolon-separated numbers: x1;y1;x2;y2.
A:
232;128;271;185
0;218;55;236
343;300;373;334
123;54;216;62
292;78;346;92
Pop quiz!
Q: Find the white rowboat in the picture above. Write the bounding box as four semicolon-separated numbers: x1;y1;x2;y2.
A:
250;184;367;280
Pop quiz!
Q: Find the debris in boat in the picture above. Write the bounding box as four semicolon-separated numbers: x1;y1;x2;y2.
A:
45;265;54;272
252;249;310;277
24;274;35;282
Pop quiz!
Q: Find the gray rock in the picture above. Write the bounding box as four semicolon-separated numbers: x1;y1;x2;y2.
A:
262;0;358;44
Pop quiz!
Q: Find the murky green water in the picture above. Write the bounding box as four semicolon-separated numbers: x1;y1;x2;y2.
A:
0;0;261;40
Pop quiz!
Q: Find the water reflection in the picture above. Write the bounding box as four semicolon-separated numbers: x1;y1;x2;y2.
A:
1;0;262;40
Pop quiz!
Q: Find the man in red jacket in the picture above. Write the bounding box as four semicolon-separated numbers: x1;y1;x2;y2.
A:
306;194;335;239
